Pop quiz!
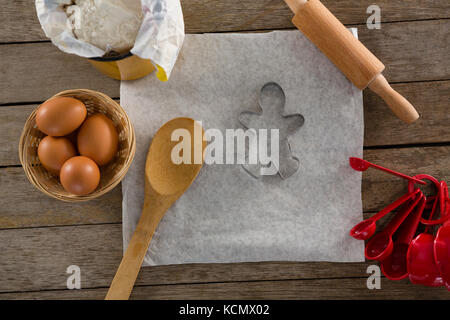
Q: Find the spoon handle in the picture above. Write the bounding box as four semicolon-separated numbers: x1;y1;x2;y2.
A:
105;193;172;300
382;193;423;236
367;161;426;185
396;196;426;244
369;188;421;223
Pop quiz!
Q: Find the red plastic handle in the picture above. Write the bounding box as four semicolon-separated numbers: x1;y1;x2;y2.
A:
382;193;423;236
368;162;426;185
369;188;421;223
396;195;426;244
419;181;450;226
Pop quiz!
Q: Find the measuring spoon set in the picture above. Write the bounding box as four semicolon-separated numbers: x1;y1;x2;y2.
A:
349;157;450;289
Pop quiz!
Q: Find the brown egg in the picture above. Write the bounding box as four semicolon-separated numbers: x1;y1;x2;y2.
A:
36;97;87;136
60;156;100;196
77;114;119;166
37;136;77;175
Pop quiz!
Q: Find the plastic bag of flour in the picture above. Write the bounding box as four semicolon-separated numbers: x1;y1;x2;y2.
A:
36;0;184;81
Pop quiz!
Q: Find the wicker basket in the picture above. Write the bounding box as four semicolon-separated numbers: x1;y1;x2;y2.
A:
19;89;136;202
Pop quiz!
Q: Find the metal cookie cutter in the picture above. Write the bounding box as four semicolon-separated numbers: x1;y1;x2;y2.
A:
239;82;305;179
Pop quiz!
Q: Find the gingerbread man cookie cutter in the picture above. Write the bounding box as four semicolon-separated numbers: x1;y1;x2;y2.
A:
239;82;305;179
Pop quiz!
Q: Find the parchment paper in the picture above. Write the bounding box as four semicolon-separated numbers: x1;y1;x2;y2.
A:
120;30;365;266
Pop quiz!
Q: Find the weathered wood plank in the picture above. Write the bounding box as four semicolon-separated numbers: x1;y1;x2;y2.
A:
1;0;449;43
0;167;122;229
0;19;448;105
0;104;34;166
362;146;450;212
364;80;450;147
181;0;450;33
0;220;448;299
0;0;46;43
0;223;364;293
1;80;448;169
0;146;448;294
0;146;448;229
0;42;120;105
358;19;449;83
1;278;449;300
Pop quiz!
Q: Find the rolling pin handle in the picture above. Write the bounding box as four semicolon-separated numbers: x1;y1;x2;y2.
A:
286;0;420;124
368;74;420;124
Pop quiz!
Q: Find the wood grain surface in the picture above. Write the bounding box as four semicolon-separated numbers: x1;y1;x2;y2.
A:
0;223;449;299
0;0;448;299
2;80;448;166
1;20;449;105
1;278;449;300
0;147;449;230
1;0;449;43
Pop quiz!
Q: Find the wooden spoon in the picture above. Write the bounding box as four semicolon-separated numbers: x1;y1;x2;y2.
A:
106;117;205;300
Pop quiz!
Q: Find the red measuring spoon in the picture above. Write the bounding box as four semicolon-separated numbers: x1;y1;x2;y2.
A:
349;157;426;185
365;192;423;261
434;181;450;290
407;174;444;287
420;181;450;226
350;188;421;240
381;195;426;280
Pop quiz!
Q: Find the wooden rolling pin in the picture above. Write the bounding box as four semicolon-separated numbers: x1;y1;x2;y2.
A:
284;0;419;124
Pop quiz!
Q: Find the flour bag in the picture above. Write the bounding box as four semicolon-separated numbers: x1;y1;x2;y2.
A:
36;0;184;80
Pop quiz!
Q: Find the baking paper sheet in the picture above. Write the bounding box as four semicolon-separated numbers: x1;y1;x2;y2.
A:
120;30;365;266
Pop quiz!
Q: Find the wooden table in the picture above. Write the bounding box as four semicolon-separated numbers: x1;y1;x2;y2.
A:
0;0;449;299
